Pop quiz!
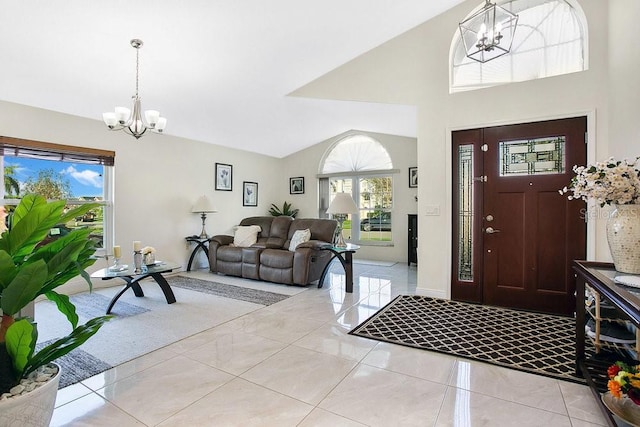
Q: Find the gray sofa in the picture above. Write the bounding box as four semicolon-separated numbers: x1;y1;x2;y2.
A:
208;216;338;286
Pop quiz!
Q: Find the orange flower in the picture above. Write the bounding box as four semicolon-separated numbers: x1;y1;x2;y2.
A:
609;379;623;398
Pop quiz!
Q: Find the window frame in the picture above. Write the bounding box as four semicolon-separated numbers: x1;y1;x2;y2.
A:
449;0;588;93
0;136;115;256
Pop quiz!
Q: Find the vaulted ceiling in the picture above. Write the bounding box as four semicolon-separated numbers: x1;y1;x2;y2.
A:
0;1;465;157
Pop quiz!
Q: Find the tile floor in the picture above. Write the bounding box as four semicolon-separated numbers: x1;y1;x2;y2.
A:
49;260;609;426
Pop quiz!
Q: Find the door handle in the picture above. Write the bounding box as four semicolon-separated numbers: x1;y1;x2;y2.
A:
485;227;501;234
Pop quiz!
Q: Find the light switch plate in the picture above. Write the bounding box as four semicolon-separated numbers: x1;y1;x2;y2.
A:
424;205;440;216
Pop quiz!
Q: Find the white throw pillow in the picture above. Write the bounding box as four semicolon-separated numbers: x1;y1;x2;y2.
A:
289;228;311;251
233;225;261;247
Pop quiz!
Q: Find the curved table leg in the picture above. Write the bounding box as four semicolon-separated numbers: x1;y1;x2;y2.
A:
187;242;210;271
318;253;338;289
106;276;142;314
318;249;354;293
104;272;176;314
150;272;177;304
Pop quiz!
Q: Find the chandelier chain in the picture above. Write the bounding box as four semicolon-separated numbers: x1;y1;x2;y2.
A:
135;47;140;98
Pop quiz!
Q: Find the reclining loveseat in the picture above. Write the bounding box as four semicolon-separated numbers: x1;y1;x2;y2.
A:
208;216;338;286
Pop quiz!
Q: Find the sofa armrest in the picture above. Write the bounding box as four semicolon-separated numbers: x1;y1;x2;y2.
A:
295;240;331;250
211;235;234;246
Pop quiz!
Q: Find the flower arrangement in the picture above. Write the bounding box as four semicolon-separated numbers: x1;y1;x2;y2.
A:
141;246;155;255
141;246;156;265
608;362;640;404
559;157;640;207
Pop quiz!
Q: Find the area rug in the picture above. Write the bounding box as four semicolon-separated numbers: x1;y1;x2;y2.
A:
169;275;291;306
36;275;293;389
350;295;586;383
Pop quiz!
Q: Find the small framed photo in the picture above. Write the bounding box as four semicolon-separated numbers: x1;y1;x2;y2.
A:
290;177;304;194
409;167;418;188
243;181;258;207
215;163;232;191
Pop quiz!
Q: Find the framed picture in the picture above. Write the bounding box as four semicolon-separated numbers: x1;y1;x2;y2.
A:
409;167;418;188
290;177;304;194
215;163;232;191
243;181;258;206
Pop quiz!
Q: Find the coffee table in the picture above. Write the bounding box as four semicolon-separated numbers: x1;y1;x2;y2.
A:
91;261;181;314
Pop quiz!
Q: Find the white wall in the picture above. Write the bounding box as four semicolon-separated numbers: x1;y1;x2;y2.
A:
293;0;639;298
280;129;418;262
0;100;281;291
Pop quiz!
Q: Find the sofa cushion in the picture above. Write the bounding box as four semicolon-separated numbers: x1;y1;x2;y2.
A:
261;249;294;269
233;225;262;247
288;228;311;251
266;216;293;248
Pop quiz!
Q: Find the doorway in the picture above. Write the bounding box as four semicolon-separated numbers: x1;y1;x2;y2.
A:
451;117;587;315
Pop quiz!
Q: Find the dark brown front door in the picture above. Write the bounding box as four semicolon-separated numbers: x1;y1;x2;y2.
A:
452;117;587;315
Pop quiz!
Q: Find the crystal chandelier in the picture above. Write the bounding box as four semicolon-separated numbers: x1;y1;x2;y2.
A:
458;0;519;63
102;39;167;139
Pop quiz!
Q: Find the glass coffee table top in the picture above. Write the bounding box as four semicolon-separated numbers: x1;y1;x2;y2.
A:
92;261;180;278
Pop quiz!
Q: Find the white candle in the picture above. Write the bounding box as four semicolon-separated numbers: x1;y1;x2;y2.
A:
133;241;141;252
113;245;121;258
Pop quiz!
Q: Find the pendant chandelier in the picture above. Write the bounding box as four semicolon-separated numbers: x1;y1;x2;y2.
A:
102;39;167;139
458;0;519;63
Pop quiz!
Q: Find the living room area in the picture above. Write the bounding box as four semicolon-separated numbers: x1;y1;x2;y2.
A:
1;0;639;425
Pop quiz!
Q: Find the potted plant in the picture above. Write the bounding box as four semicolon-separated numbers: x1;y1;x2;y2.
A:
268;201;299;218
0;194;112;426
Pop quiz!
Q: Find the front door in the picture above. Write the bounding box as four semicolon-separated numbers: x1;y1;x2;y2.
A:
452;117;587;315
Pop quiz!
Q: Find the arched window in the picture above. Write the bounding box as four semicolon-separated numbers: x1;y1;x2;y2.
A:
319;134;395;245
450;0;588;93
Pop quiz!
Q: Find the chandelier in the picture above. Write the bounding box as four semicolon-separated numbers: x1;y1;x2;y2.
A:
458;0;519;63
102;39;167;139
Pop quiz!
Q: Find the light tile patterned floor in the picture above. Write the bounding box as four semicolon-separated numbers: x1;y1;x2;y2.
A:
50;261;608;426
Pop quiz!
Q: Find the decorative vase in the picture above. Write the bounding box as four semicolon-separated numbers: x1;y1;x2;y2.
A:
602;392;640;426
143;252;155;265
606;204;640;274
0;362;60;427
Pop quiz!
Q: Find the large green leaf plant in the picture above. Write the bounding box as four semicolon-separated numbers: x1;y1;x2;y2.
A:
268;201;299;218
0;194;112;394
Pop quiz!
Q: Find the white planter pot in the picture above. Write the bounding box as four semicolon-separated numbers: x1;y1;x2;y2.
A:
0;363;60;427
606;204;640;274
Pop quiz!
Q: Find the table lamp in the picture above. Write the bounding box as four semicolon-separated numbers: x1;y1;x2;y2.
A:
192;195;217;239
326;192;358;248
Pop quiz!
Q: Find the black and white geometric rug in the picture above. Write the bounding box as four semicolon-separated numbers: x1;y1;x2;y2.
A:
350;295;586;383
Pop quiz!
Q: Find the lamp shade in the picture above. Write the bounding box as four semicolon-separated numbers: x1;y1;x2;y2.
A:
191;195;217;213
327;192;358;215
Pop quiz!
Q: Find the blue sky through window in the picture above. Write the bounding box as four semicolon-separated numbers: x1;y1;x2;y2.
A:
5;156;104;198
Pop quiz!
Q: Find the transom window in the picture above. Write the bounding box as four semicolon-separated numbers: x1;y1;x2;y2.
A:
319;134;395;245
450;0;588;93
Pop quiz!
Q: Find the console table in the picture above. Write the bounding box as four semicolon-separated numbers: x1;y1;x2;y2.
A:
573;260;640;426
92;261;181;314
185;236;209;271
318;243;359;293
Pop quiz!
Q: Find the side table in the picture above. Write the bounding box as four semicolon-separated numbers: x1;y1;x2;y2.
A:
318;243;360;293
185;235;209;271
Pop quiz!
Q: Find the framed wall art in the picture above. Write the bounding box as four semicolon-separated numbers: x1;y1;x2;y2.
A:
215;163;232;191
243;181;258;206
409;167;418;188
290;177;304;194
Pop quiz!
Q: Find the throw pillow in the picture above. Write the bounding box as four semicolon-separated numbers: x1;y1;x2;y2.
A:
289;228;311;251
233;225;262;247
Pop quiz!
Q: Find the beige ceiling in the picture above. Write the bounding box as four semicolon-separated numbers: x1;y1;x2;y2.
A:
0;0;465;157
